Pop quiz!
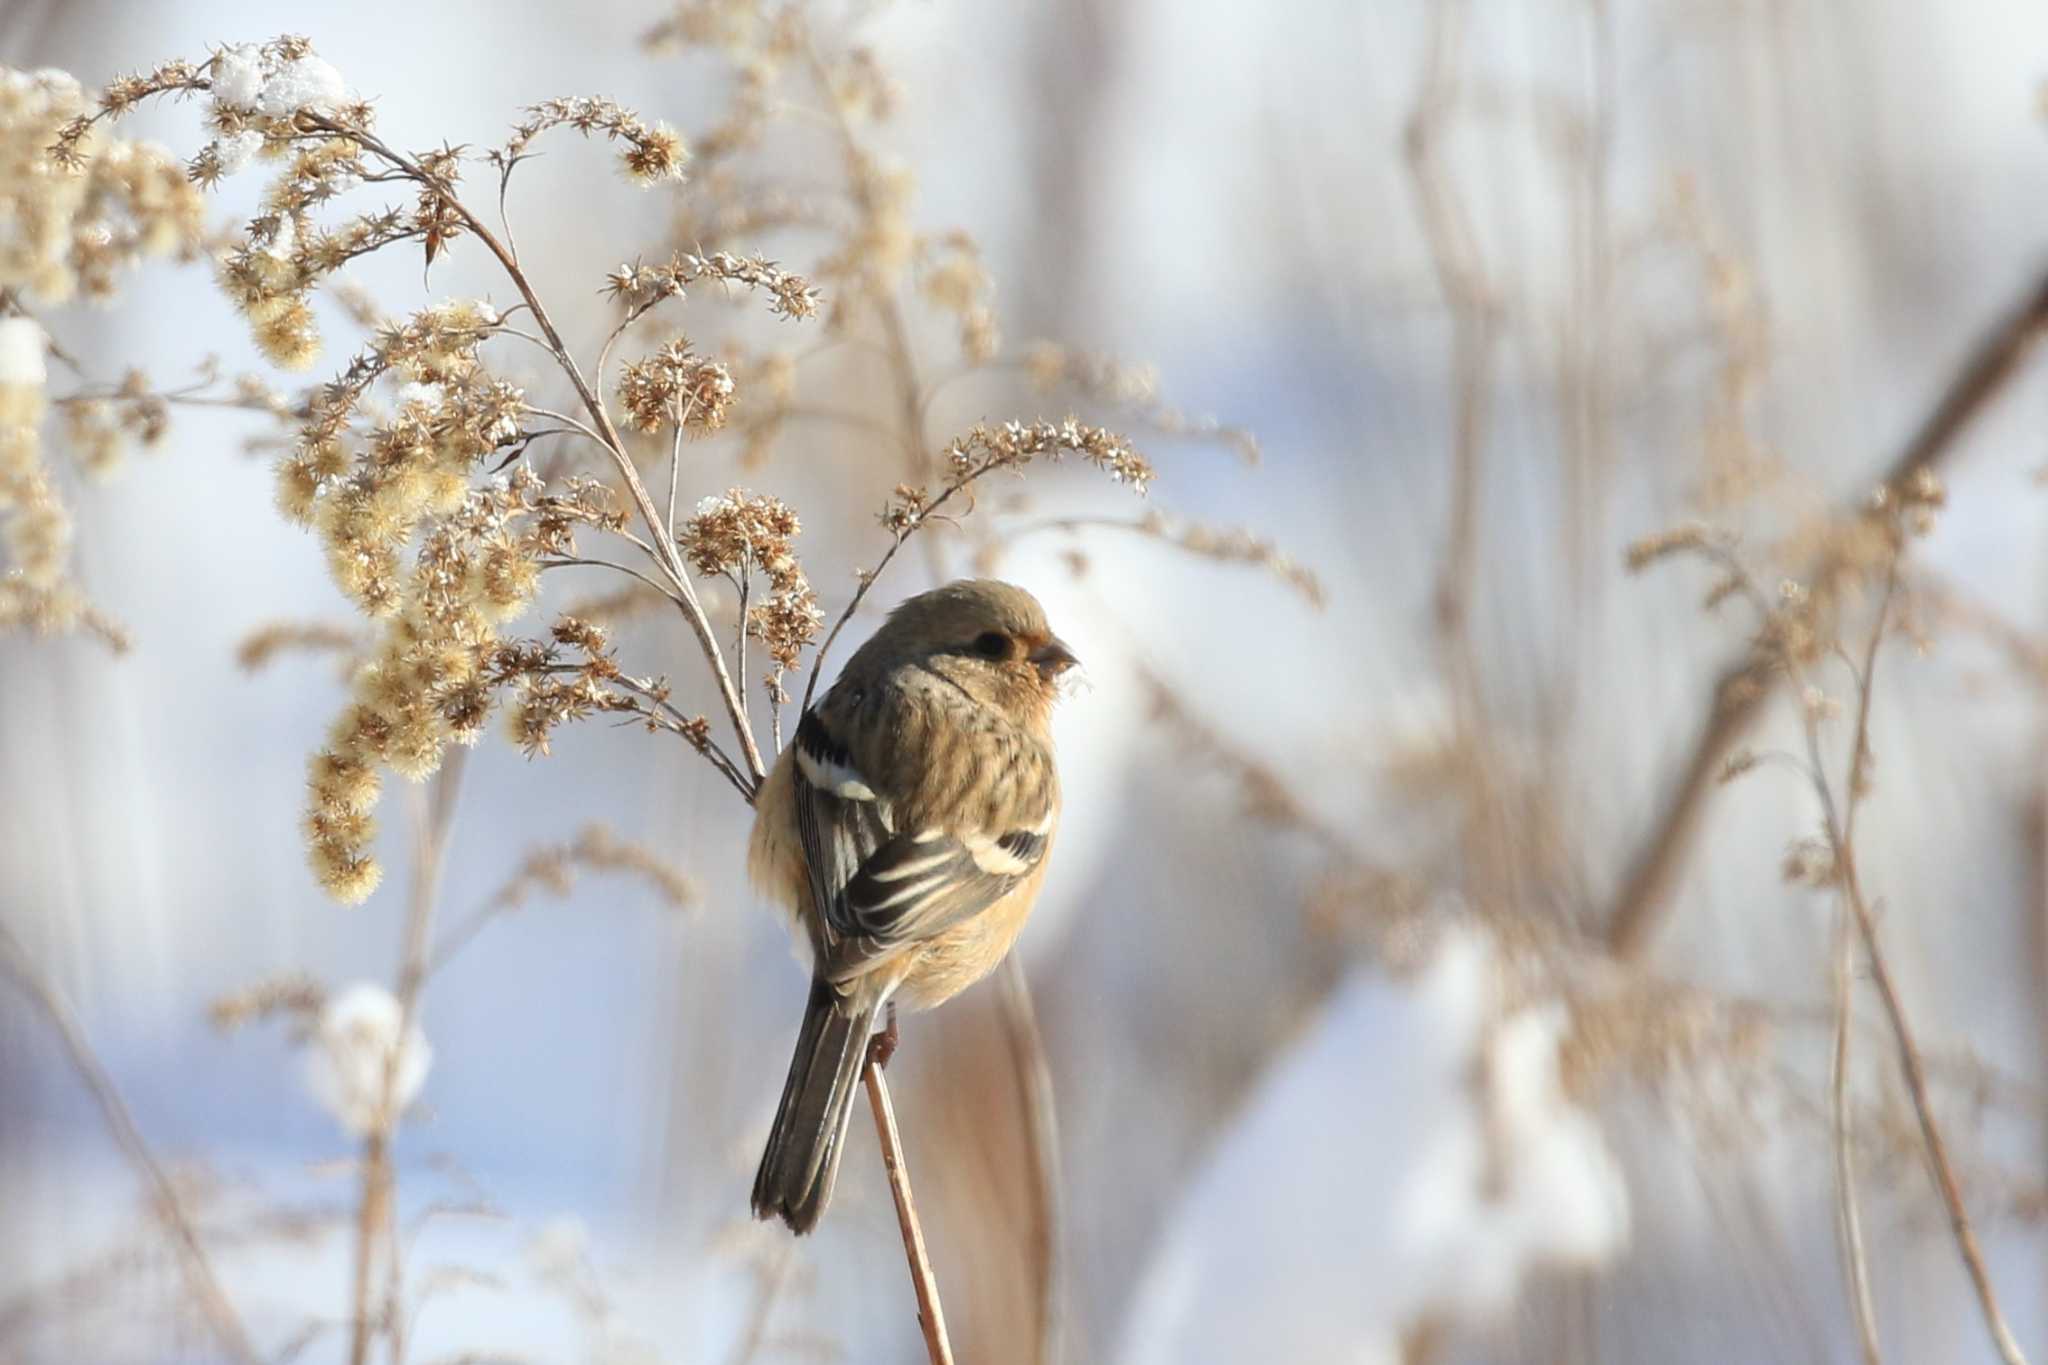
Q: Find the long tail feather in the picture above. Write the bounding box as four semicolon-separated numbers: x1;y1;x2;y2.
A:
751;977;877;1234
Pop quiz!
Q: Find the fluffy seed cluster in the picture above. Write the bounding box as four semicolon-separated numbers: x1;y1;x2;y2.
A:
917;231;997;363
1024;342;1261;465
502;96;688;187
2;68;206;305
1626;470;1946;682
488;823;698;915
683;488;820;673
304;469;623;903
943;418;1155;494
0;64;208;645
618;336;738;436
56;369;173;483
0;317;68;609
1065;510;1323;608
182;40;384;371
494;615;662;759
602;249;820;323
277;299;516;615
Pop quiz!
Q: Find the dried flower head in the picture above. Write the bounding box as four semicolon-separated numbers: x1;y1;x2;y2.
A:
943;417;1154;494
502;96;687;186
618;336;737;435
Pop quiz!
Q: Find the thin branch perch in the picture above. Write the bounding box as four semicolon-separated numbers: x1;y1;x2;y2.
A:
864;1057;955;1365
0;925;259;1365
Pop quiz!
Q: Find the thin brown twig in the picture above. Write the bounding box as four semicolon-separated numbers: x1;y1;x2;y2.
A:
1798;566;2027;1365
312;116;766;790
538;557;687;609
1607;265;2048;958
1831;900;1883;1365
863;1058;955;1365
1830;577;1890;1365
996;955;1067;1364
722;1244;796;1365
1404;0;1524;908
348;748;468;1365
1404;0;1495;648
0;925;260;1365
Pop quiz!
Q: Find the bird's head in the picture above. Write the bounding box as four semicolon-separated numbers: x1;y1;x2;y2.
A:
870;578;1079;715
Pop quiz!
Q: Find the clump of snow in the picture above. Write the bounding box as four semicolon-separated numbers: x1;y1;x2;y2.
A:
213;129;264;176
210;46;265;110
0;317;48;388
259;213;295;262
303;982;431;1138
525;1216;592;1281
1116;923;1629;1365
394;381;446;410
257;56;346;118
211;45;346;118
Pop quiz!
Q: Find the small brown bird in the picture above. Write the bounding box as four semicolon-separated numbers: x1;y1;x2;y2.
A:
747;578;1076;1234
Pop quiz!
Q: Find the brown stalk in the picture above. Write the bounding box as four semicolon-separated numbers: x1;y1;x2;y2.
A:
347;747;467;1365
1405;0;1521;902
308;115;767;790
722;1244;795;1365
0;925;260;1365
1607;265;2048;958
1799;567;2027;1365
996;953;1068;1362
864;1059;956;1365
1833;825;2028;1364
1403;0;1495;648
1831;902;1883;1365
1830;578;1890;1365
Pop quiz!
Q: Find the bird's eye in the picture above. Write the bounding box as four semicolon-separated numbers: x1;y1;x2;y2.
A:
971;630;1011;660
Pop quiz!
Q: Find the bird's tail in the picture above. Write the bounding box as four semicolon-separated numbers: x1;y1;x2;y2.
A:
752;976;877;1234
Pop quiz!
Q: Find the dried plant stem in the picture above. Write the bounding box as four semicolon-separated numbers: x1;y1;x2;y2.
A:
1831;567;1887;1365
0;926;260;1365
1406;0;1523;905
1404;0;1493;647
309;116;766;789
724;1244;795;1365
347;747;468;1365
864;1058;955;1365
1830;903;1884;1365
997;954;1068;1365
1838;853;2026;1362
347;1131;388;1365
1804;570;2027;1365
1607;265;2048;958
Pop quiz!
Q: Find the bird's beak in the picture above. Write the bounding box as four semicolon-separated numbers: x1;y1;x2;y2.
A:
1029;635;1079;678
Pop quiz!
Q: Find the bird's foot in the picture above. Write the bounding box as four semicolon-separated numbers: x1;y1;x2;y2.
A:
867;1003;900;1071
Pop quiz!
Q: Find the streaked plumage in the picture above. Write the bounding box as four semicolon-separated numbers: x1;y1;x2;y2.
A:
747;579;1074;1233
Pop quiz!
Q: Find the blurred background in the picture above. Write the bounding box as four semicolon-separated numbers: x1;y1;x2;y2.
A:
5;0;2048;1361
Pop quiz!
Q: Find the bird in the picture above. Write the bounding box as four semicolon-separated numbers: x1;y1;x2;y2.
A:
747;578;1077;1234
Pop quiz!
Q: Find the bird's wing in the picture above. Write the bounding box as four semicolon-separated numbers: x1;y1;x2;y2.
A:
790;706;1052;984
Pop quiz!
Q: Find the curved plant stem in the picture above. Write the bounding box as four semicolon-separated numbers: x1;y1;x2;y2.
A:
313;116;766;790
864;1058;955;1365
997;954;1067;1363
347;747;467;1365
1803;568;2027;1365
0;926;260;1365
1830;900;1884;1365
